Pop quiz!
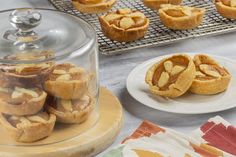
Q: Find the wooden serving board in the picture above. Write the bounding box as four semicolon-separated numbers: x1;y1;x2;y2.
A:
0;87;123;157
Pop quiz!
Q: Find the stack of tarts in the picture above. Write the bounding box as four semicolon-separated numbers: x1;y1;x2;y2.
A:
146;54;231;98
0;52;94;143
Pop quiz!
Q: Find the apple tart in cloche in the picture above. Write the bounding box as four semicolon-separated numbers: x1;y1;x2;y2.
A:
0;112;56;143
143;0;182;10
46;95;94;124
99;8;150;42
159;4;205;30
0;51;54;88
0;87;47;116
72;0;116;13
145;54;196;98
44;63;90;100
214;0;236;19
190;54;231;95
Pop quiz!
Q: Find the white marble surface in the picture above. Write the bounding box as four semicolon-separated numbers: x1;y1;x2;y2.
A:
1;1;236;156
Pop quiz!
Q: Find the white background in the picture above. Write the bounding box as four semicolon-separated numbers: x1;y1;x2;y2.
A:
1;0;236;156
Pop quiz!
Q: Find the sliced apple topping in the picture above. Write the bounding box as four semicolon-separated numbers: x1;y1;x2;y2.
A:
158;72;170;87
53;69;67;75
56;74;72;81
196;71;206;77
117;8;132;14
164;60;173;73
170;65;185;76
104;14;123;22
11;87;39;99
230;0;236;7
119;17;135;29
27;115;47;123
199;64;221;78
60;100;73;112
79;0;102;4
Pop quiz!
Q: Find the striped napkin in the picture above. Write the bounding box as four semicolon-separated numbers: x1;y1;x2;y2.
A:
103;116;235;157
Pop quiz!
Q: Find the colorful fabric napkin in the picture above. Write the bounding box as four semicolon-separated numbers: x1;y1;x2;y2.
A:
103;116;235;157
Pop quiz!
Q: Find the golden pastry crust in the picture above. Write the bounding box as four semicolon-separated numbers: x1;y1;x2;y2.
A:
159;4;205;30
145;54;196;98
0;87;47;116
189;54;231;95
46;95;94;124
44;63;89;99
143;0;182;10
0;112;56;143
99;8;149;42
72;0;116;13
214;0;236;19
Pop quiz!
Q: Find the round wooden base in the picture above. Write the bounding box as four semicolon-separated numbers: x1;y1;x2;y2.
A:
0;87;123;157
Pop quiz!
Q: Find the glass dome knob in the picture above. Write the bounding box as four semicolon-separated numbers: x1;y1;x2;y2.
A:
4;8;42;51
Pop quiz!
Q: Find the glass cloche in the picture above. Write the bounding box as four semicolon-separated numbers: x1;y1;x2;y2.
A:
0;8;99;145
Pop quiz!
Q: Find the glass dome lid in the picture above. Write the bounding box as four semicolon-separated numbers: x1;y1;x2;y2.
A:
0;8;96;64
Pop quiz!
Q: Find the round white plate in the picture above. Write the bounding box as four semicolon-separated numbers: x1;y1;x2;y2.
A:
127;53;236;114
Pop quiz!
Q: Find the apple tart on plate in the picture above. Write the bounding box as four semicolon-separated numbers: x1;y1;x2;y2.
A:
145;54;196;98
190;54;231;95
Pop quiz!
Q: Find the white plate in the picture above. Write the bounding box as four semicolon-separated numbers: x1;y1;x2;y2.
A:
126;53;236;114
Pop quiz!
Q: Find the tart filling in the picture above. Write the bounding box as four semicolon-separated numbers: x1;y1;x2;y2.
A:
99;8;149;42
0;87;47;116
46;95;94;124
145;54;196;98
0;112;56;143
190;54;231;95
72;0;116;13
143;0;182;10
214;0;236;19
159;4;205;30
44;63;89;99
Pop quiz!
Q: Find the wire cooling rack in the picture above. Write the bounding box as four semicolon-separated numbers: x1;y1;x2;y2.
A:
49;0;236;55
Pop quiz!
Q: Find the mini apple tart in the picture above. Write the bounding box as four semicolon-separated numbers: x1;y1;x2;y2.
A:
46;95;94;124
0;87;47;116
44;63;89;99
0;62;54;88
145;54;196;98
0;112;56;143
99;8;149;42
159;4;205;30
214;0;236;19
190;54;231;95
143;0;182;10
72;0;116;13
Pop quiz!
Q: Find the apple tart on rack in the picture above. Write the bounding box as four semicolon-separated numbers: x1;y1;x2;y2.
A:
72;0;116;13
159;4;205;30
143;0;182;10
99;8;149;42
214;0;236;19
